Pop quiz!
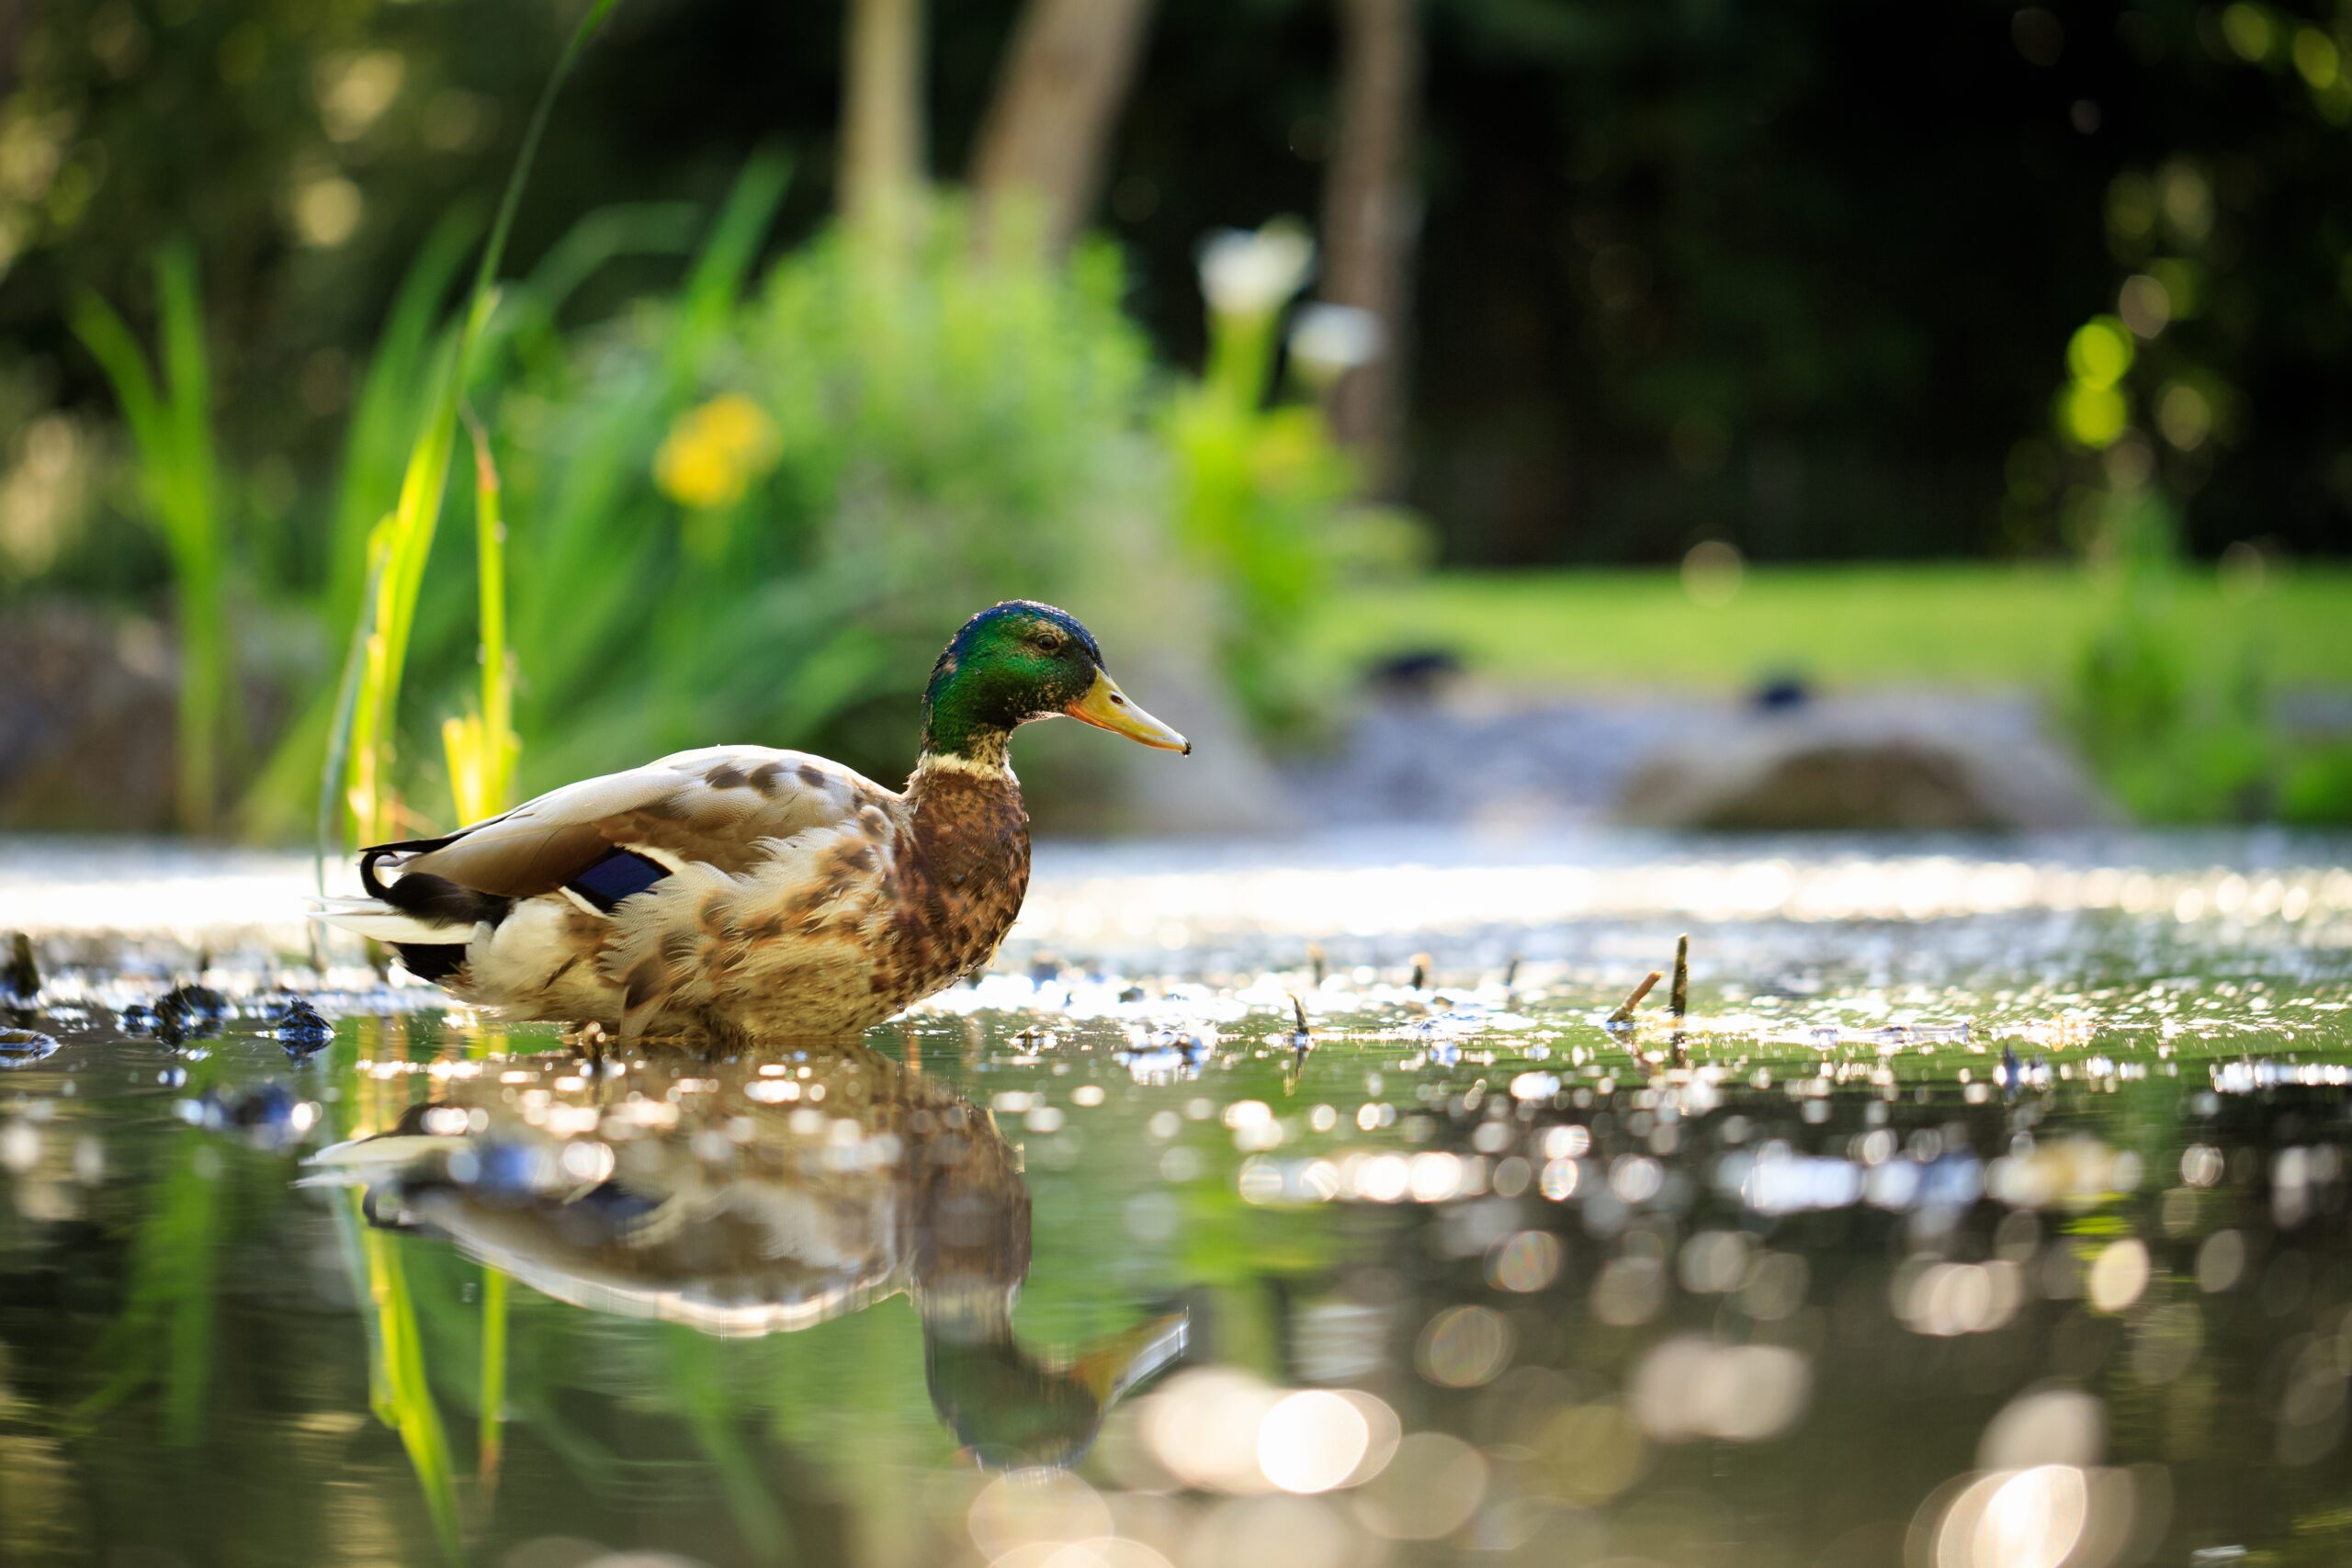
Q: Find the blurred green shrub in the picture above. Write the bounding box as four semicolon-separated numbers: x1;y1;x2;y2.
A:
2278;744;2352;826
2065;484;2352;826
1168;221;1421;734
2033;124;2352;829
2069;495;2275;822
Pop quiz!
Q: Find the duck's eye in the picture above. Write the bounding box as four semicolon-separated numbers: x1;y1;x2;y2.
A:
1031;631;1065;655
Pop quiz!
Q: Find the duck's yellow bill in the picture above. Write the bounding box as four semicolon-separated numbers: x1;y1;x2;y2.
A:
1065;670;1190;754
1073;1310;1191;1404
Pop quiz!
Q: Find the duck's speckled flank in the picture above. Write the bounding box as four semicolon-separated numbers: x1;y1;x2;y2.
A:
492;759;1032;1044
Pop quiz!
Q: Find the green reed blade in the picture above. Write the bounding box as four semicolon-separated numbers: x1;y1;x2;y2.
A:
74;1126;225;1441
331;0;626;849
360;1212;465;1563
68;243;229;833
477;1268;510;1495
332;210;481;633
666;1325;791;1558
442;408;519;825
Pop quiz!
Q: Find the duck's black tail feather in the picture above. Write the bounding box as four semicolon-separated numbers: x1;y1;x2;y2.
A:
313;838;513;983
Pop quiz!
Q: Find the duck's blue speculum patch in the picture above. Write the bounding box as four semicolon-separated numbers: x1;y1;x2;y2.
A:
570;848;672;912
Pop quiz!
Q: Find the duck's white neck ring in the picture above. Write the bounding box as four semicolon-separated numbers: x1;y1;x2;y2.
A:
913;750;1016;782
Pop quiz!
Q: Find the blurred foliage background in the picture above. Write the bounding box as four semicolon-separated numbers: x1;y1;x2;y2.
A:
2;0;2349;836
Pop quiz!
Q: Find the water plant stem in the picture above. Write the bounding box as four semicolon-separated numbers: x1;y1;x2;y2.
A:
4;933;39;1003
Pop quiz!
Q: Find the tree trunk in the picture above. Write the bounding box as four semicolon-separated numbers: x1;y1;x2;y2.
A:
842;0;926;239
0;0;28;98
1318;0;1422;493
970;0;1158;255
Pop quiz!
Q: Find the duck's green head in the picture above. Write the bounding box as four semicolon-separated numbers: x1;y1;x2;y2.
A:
922;1307;1190;1471
921;601;1189;765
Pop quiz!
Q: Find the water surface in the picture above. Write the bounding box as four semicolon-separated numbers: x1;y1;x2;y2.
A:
2;829;2349;1567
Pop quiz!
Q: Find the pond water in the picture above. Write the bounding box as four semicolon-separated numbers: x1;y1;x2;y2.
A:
2;829;2351;1568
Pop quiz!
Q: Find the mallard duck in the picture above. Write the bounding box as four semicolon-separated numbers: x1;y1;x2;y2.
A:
311;1044;1187;1468
312;602;1186;1043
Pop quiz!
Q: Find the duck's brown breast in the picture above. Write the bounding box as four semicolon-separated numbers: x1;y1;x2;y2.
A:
874;768;1032;1009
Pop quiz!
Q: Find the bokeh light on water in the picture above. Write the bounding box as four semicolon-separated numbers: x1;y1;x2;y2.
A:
0;831;2349;1564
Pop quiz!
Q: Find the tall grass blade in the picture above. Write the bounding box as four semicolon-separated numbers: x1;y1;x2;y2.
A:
670;152;794;371
346;324;459;843
155;243;237;772
333;0;627;849
359;1208;466;1563
666;1326;791;1557
511;155;792;721
74;1124;224;1444
248;199;687;844
332;210;481;635
68;243;229;833
443;410;519;824
477;1268;510;1496
315;545;390;895
504;201;702;342
327;1021;466;1562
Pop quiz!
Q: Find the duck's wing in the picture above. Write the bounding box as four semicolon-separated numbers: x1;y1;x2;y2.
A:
370;746;895;905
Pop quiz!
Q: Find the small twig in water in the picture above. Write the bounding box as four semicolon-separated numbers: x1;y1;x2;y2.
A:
1670;933;1690;1021
1409;953;1431;992
1282;998;1312;1093
1306;942;1327;987
1608;970;1661;1025
1288;991;1326;1053
3;934;40;1007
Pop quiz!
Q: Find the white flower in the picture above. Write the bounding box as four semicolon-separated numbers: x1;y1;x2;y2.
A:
1288;303;1386;385
1197;220;1315;319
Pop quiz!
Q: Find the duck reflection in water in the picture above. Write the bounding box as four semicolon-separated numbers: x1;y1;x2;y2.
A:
310;1042;1185;1470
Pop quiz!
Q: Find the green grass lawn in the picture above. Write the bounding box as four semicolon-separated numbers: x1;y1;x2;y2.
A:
1314;563;2352;692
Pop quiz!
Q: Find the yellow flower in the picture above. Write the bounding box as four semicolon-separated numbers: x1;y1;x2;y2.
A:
654;393;780;510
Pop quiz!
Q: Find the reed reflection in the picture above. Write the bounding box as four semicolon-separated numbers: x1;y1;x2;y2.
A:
311;1042;1184;1470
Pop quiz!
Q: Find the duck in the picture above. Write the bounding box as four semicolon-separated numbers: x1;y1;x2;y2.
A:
311;602;1188;1043
310;1043;1188;1468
